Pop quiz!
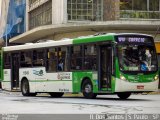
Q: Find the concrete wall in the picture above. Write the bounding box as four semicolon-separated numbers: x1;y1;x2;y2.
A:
26;0;67;30
52;0;67;25
103;0;120;20
0;0;10;41
26;0;29;31
53;31;96;40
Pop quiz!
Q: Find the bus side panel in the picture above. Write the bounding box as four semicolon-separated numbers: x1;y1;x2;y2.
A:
2;69;12;90
111;76;116;93
19;67;73;93
34;81;73;92
72;71;98;93
111;58;121;93
19;68;37;92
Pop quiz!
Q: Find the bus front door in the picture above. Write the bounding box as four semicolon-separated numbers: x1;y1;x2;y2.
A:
11;53;20;90
99;45;112;90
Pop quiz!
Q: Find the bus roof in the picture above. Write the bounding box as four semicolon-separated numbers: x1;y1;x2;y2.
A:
3;39;73;52
3;33;152;52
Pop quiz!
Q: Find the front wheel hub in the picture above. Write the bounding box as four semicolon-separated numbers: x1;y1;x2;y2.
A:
85;84;92;93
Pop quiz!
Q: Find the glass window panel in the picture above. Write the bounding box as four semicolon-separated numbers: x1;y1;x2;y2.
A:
47;48;57;72
20;51;32;67
149;0;159;11
58;47;68;71
33;49;45;66
67;0;103;21
4;53;11;69
120;0;132;10
133;0;147;10
84;44;97;70
29;0;52;29
71;46;82;70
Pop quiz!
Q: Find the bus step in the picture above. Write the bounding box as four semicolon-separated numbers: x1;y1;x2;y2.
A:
12;87;21;92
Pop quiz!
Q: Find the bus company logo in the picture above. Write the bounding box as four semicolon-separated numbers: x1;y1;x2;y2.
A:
33;70;44;76
57;73;71;80
57;74;61;80
4;71;8;74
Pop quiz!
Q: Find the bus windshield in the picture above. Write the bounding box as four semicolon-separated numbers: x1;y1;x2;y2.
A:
117;44;158;72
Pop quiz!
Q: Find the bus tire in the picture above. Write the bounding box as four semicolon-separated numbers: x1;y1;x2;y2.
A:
49;92;64;98
21;79;37;96
117;92;131;99
82;79;97;99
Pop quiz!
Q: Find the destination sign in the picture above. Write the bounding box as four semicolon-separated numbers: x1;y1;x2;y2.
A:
118;37;145;43
116;36;153;44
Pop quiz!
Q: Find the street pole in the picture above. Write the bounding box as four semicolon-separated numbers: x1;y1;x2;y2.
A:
4;0;8;47
5;26;7;46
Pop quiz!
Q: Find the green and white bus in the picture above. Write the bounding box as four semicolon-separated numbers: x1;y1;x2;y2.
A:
0;33;159;99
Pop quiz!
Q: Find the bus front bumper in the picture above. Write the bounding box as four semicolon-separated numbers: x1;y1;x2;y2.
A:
115;78;159;92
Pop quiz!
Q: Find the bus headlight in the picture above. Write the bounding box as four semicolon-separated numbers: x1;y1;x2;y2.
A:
154;75;159;81
120;75;126;81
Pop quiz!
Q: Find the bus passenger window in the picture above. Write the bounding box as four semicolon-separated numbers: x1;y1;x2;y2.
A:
4;53;11;69
58;59;63;71
84;44;97;70
71;46;82;70
47;48;57;72
58;47;68;71
33;50;44;67
20;51;32;67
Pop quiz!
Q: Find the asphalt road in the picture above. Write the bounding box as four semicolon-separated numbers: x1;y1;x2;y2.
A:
0;90;160;120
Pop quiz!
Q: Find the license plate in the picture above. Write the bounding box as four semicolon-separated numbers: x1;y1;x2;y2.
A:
137;85;144;89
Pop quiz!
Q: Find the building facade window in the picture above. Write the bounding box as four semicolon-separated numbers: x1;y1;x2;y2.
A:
120;0;160;11
133;0;147;10
120;0;160;19
149;0;159;11
29;0;38;5
29;0;52;29
67;0;103;21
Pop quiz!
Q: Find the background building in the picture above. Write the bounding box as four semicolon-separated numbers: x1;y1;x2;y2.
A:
0;0;160;45
0;0;26;46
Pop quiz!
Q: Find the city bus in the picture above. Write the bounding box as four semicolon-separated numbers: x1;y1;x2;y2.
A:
0;33;159;99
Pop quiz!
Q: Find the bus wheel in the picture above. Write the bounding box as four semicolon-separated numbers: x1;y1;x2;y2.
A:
82;79;97;99
21;79;37;96
49;92;64;98
117;92;131;99
21;79;30;96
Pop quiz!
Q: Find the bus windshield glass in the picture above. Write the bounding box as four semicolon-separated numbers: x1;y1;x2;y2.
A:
116;35;158;72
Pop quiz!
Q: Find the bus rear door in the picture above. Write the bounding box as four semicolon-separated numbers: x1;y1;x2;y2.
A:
11;53;20;90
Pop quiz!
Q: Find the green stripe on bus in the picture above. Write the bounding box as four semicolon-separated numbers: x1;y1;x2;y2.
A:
73;35;114;44
2;81;10;82
30;80;72;82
